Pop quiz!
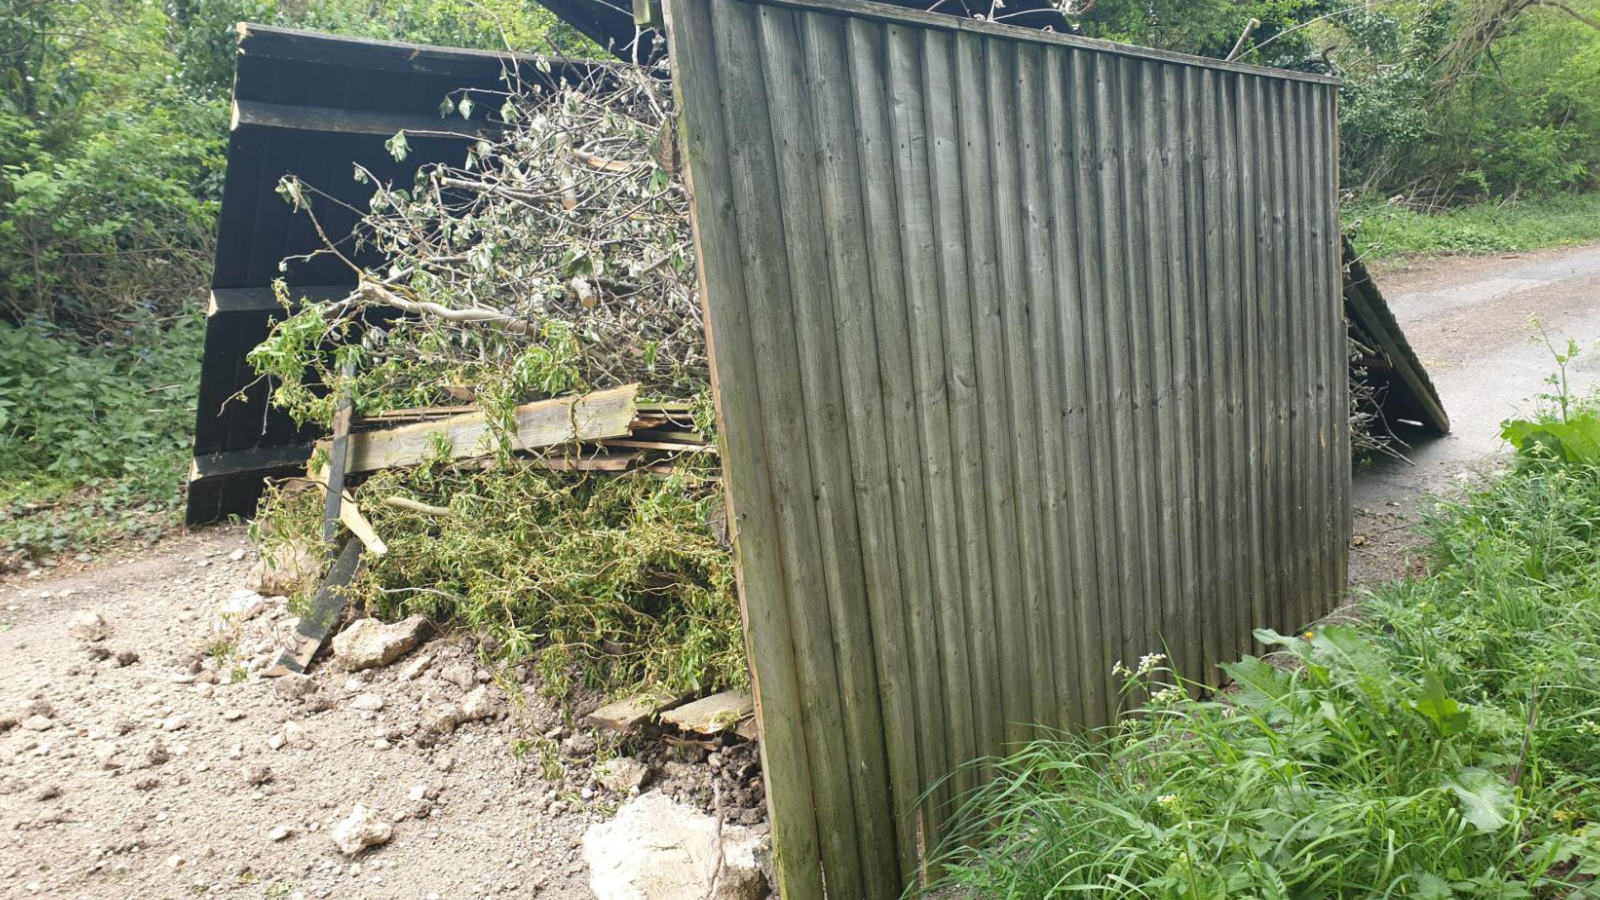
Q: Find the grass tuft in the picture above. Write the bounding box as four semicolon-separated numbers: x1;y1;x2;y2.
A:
1347;192;1600;262
930;454;1600;898
256;459;746;703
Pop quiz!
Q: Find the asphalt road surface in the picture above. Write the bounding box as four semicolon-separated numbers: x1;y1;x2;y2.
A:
1350;241;1600;581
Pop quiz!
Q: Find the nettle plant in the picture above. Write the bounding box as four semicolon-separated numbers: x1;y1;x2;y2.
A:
932;624;1599;898
249;58;703;435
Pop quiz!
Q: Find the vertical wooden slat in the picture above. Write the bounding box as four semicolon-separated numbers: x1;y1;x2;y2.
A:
794;11;923;884
1197;67;1232;684
1328;87;1352;614
1093;52;1151;698
1038;44;1093;728
1157;63;1203;689
706;5;870;897
882;21;978;818
1235;74;1268;655
753;10;903;894
844;16;953;849
1014;40;1071;729
660;4;824;898
1067;47;1121;725
952;30;1024;751
1117;57;1163;677
1216;69;1251;665
984;35;1058;734
1135;60;1182;679
921;27;1006;764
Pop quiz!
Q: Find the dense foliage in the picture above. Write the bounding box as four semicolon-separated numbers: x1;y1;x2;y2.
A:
1076;0;1600;203
0;0;592;329
0;315;201;566
931;435;1600;898
257;462;744;701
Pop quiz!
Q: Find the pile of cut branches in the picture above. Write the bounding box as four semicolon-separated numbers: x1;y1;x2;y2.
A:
251;57;700;432
249;57;742;702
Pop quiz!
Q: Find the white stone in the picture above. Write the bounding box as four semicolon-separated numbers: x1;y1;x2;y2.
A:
331;617;428;671
268;824;295;842
582;793;767;900
21;715;53;732
398;655;434;682
594;758;650;795
458;686;499;723
329;805;392;856
246;540;320;597
351;693;384;712
216;589;266;623
68;610;110;642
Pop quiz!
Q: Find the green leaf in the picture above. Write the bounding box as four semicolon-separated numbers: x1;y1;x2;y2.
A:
1444;768;1514;833
1222;656;1293;711
1501;413;1600;463
1410;672;1471;737
1412;872;1454;900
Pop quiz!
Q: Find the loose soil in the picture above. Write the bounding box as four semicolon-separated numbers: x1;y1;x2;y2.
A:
0;529;765;900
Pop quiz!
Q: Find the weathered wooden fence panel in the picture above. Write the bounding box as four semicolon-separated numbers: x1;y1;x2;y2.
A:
664;0;1346;895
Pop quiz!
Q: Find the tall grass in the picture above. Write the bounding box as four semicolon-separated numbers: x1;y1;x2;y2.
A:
1347;192;1600;262
929;458;1600;898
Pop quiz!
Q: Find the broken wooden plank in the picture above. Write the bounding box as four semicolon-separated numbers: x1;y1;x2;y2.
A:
317;384;640;475
531;450;644;473
322;360;356;549
1343;237;1449;433
659;690;754;735
263;540;364;677
599;439;716;453
583;687;688;733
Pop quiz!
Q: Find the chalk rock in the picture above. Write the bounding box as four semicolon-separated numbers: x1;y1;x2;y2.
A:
273;675;318;702
583;793;767;900
437;663;475;691
351;693;385;712
459;686;499;722
330;804;392;856
246;539;321;597
216;589;266;623
398;655;433;682
68;610;110;642
21;715;53;732
332;617;427;670
595;758;650;795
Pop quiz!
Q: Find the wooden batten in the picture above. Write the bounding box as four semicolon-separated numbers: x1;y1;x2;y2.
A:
317;385;641;475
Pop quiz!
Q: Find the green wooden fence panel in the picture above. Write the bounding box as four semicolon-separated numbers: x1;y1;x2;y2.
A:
663;0;1346;895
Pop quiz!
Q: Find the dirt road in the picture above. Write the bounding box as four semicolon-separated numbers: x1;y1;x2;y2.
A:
1352;241;1600;580
0;532;764;900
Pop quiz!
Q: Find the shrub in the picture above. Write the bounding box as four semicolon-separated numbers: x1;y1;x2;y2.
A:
0;315;202;564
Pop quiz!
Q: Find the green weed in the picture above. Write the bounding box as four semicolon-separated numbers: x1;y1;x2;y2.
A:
930;454;1600;899
256;460;745;703
0;314;201;566
1347;192;1600;262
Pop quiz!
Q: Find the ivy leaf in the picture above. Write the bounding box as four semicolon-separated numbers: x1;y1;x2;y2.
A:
385;131;410;162
1445;768;1514;833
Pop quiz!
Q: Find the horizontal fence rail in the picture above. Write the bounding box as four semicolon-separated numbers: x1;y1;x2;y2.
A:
664;0;1347;895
